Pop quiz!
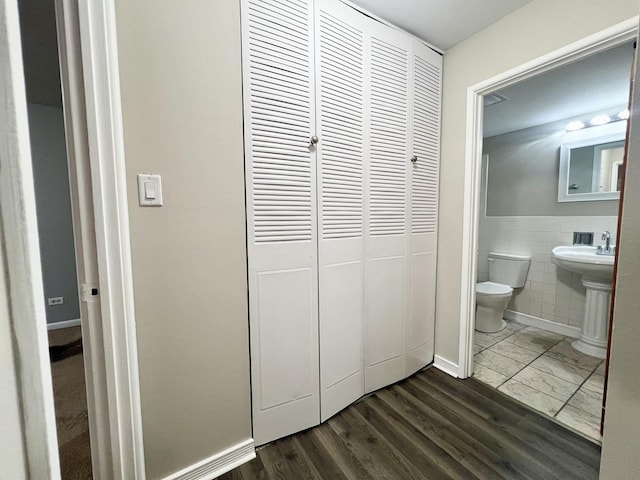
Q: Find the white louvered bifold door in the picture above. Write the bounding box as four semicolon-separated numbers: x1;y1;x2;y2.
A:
363;21;412;394
314;0;367;422
241;0;319;446
406;40;442;376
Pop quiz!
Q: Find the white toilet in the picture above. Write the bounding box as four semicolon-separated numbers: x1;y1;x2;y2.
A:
476;252;531;333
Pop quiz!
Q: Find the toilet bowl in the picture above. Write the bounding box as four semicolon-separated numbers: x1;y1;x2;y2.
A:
476;281;513;333
475;252;531;333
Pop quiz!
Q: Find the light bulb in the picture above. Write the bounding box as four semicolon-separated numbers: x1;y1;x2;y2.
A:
566;121;585;131
590;115;611;126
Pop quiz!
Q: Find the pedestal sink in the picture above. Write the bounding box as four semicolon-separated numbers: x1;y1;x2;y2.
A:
551;246;614;359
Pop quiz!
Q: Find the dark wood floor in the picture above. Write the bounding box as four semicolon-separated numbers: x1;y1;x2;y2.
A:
221;367;601;480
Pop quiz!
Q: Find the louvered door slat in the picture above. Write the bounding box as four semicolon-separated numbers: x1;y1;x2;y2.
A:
411;54;442;234
369;34;408;242
247;0;313;243
318;10;364;240
243;0;319;446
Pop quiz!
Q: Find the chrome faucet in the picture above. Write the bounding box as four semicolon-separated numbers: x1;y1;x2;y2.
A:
597;231;615;255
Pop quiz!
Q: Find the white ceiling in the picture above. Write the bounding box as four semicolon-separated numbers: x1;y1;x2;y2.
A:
348;0;533;50
483;42;635;138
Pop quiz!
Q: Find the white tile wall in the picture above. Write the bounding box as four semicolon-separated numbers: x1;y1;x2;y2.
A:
477;216;617;328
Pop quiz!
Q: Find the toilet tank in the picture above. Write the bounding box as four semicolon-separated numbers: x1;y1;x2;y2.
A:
488;252;531;288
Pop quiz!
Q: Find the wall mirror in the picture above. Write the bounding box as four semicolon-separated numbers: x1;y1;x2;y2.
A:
558;122;626;202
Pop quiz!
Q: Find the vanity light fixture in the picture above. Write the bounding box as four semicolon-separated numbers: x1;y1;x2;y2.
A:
565;120;585;131
590;114;611;126
566;111;628;132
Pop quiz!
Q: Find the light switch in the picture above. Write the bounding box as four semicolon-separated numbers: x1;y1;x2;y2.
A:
137;174;163;206
144;182;157;200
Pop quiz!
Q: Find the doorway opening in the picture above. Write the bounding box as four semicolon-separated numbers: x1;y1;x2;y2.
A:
2;0;145;477
458;19;638;443
18;0;90;476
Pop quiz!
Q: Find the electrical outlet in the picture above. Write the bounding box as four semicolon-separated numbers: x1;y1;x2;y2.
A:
48;297;64;306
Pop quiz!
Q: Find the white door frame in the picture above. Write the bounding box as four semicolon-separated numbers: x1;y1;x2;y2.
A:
0;1;60;476
3;0;146;478
71;0;146;477
457;17;639;379
55;0;146;477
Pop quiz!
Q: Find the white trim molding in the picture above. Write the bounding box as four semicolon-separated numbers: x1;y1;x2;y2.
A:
503;310;582;338
458;17;639;379
433;355;459;378
161;439;256;480
458;86;484;379
76;0;146;477
55;0;117;476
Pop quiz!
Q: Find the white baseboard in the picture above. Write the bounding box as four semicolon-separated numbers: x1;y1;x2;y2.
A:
162;438;255;480
504;310;581;338
47;318;81;331
434;355;459;378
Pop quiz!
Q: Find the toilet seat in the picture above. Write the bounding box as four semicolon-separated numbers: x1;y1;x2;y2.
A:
476;281;512;296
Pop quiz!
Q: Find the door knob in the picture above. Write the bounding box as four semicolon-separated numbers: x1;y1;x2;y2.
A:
410;155;418;163
310;135;319;146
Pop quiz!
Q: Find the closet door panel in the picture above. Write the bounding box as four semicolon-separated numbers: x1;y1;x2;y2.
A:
242;0;319;445
364;23;412;394
367;255;405;361
319;258;364;419
315;0;367;421
407;249;436;373
256;268;316;409
407;41;442;375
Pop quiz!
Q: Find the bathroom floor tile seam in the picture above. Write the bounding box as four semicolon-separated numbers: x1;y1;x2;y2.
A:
499;361;602;425
476;336;589;387
474;333;602;401
474;370;603;443
473;322;604;442
475;328;566;378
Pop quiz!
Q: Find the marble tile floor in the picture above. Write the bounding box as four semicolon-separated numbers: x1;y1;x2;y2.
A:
472;320;605;442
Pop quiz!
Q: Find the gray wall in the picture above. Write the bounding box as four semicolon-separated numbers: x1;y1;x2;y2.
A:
483;116;620;217
115;0;252;477
437;0;639;366
28;103;80;325
600;36;640;478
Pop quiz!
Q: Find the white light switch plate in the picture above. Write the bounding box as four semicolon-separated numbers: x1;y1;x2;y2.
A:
137;174;163;206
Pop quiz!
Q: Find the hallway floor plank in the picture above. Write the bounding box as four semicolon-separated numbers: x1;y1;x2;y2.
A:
221;367;600;480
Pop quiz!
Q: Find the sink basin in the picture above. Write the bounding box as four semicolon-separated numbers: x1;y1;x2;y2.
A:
551;245;614;283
